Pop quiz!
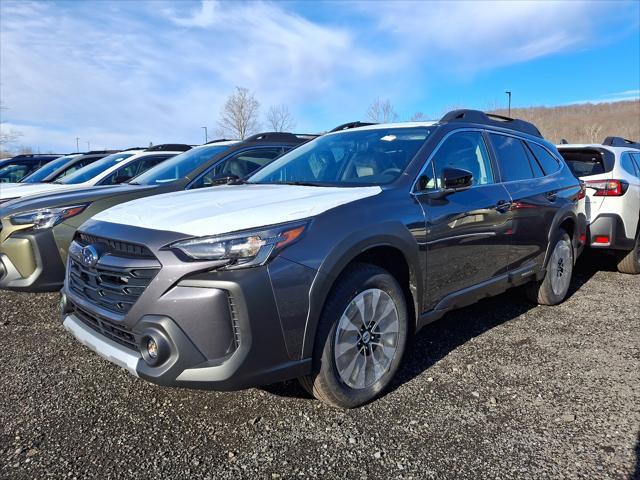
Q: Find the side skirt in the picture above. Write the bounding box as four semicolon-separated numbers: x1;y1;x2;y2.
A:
417;262;539;330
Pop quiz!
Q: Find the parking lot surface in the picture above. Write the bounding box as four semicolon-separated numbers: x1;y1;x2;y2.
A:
1;252;638;480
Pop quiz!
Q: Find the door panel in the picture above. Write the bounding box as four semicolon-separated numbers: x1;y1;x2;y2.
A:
488;133;558;271
423;184;513;309
416;130;513;310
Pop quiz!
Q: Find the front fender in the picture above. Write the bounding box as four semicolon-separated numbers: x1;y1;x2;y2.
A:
293;221;423;359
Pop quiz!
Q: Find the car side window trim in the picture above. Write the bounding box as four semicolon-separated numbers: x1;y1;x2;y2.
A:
485;131;565;184
186;145;287;190
412;128;485;194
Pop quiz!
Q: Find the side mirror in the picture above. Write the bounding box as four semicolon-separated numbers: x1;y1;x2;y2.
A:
442;167;473;191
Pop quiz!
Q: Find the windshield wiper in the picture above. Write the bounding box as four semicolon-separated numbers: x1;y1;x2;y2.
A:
280;181;324;187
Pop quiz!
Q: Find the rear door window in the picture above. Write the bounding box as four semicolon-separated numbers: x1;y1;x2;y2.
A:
631;153;640;178
620;153;639;178
488;133;534;182
527;142;561;175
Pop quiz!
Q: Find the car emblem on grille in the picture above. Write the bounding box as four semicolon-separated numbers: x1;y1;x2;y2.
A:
81;245;100;268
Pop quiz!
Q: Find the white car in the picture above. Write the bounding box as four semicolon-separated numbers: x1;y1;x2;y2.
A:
0;145;190;203
558;137;640;273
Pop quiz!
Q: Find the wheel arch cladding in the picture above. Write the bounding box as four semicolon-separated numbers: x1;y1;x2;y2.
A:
544;210;577;269
301;226;421;359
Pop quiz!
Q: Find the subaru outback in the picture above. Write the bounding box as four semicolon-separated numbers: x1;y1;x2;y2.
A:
61;110;586;408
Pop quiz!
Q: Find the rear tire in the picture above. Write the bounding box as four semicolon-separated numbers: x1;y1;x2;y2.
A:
299;263;409;408
616;229;640;274
526;230;574;305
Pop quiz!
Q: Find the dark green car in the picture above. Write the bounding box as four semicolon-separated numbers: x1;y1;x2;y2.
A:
0;133;315;292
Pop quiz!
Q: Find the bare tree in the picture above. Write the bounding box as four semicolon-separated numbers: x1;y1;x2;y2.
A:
409;112;428;121
265;104;295;132
366;97;398;123
218;87;260;139
0;101;23;157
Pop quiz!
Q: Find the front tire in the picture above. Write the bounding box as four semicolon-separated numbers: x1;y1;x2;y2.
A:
299;263;409;408
616;228;640;274
526;230;574;305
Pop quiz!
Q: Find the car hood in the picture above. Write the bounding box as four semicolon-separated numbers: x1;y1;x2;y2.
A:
0;184;157;217
94;184;382;237
0;182;81;201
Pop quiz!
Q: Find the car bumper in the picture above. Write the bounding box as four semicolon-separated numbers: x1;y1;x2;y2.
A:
588;214;636;251
60;222;317;390
0;228;66;292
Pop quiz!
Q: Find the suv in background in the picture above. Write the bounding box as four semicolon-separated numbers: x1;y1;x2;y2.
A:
0;154;63;184
558;137;640;274
0;146;189;202
60;110;585;408
0;133;315;292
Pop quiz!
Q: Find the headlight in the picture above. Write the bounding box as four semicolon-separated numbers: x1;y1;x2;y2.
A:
169;221;307;269
9;204;89;230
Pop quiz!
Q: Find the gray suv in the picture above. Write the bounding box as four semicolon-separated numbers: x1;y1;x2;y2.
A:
61;110;586;407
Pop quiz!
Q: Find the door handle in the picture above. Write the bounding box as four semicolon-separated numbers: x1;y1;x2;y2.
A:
546;191;558;202
495;200;512;213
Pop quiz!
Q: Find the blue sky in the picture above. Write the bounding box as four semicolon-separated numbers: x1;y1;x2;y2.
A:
1;0;639;152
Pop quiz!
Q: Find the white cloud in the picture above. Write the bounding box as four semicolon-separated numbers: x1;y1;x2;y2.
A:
0;0;634;152
351;0;605;72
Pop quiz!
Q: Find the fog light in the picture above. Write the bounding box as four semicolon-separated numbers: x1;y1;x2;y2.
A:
146;338;159;359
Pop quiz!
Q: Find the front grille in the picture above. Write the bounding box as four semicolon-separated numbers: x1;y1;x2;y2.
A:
77;232;155;259
72;302;139;351
69;256;159;314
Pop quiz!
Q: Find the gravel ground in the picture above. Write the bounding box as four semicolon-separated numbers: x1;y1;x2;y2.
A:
0;252;638;480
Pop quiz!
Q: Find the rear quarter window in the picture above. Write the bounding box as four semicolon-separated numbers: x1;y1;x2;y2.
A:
527;142;561;175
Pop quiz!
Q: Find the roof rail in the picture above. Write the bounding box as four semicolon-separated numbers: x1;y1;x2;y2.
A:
440;109;543;138
559;139;569;144
330;121;377;132
244;132;318;143
205;138;235;144
144;144;192;152
84;150;118;155
602;136;640;148
122;147;146;151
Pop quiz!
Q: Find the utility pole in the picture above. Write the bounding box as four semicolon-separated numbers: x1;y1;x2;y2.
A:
202;126;208;143
505;91;512;117
87;141;90;151
76;137;80;153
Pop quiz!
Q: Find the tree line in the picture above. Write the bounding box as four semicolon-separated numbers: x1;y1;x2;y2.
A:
2;92;638;158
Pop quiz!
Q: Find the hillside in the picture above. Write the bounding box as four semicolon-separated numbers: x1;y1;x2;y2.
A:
490;100;640;145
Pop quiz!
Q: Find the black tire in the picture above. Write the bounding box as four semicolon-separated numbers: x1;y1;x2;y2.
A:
616;228;640;274
526;230;574;306
299;263;409;408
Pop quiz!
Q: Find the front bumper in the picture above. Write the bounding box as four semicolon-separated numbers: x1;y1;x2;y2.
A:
61;222;317;390
0;228;66;292
588;214;636;251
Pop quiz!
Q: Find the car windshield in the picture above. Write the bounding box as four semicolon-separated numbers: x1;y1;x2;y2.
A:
58;152;135;184
20;155;80;183
131;144;234;185
247;127;434;186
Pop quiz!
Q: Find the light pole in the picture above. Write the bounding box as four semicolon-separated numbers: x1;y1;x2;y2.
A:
76;137;80;153
202;126;208;143
86;141;90;151
505;91;512;117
